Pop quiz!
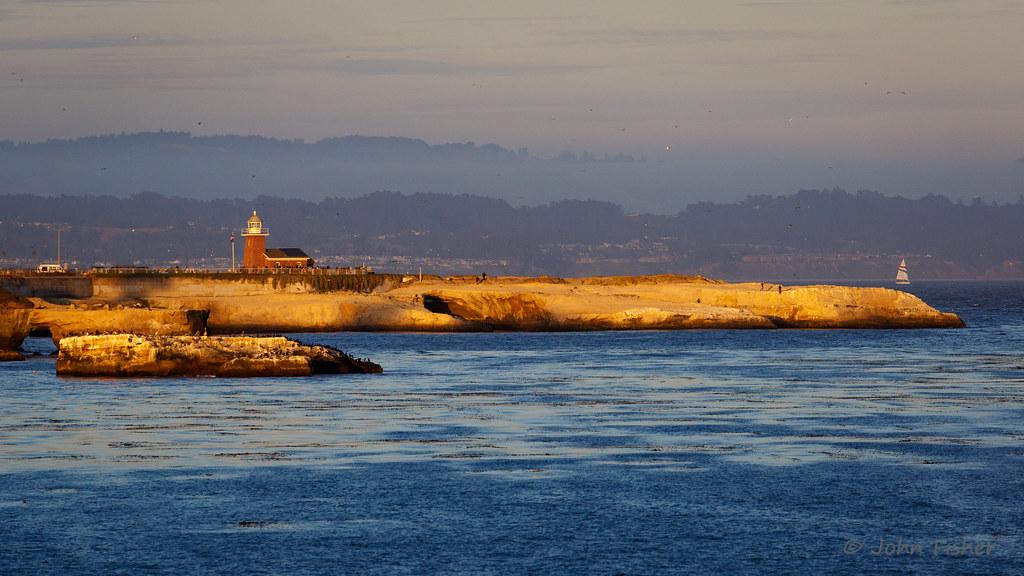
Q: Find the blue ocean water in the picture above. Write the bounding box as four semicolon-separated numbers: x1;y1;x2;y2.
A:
1;281;1022;575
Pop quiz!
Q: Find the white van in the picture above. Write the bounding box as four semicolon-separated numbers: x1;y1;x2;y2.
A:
36;263;66;273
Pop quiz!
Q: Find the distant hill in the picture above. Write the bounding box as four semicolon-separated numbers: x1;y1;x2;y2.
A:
0;131;666;211
2;189;1022;280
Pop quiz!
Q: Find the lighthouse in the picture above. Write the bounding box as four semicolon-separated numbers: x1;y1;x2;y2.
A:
241;210;269;269
238;210;314;269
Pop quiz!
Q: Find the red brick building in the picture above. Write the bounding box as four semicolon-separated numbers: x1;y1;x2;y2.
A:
240;211;314;269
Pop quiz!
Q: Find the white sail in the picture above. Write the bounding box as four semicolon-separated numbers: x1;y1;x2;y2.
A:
895;258;910;284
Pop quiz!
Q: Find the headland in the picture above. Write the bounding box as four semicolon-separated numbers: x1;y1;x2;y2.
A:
0;270;963;360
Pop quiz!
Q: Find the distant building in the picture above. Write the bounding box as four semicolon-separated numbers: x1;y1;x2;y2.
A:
240;211;314;269
264;248;313;268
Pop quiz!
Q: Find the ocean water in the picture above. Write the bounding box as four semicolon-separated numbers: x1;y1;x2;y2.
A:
1;281;1023;575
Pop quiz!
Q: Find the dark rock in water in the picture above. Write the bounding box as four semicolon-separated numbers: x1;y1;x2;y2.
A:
236;521;275;528
306;344;382;374
56;334;382;377
0;349;25;361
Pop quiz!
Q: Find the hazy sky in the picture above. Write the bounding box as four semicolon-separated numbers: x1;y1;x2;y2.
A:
1;0;1023;203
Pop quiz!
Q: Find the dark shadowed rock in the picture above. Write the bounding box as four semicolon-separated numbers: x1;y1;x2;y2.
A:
0;288;34;359
0;350;25;361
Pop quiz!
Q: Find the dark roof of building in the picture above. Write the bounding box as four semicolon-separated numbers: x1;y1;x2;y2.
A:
264;248;311;259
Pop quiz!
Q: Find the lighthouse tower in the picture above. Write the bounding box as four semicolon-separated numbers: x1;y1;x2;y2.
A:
241;210;269;268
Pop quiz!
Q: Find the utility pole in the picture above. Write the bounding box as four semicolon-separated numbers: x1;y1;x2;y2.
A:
57;228;61;269
230;233;236;272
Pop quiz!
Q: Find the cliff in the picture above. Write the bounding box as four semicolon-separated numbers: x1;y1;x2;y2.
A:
72;274;964;332
144;293;484;333
56;334;382;377
385;276;964;330
0;288;34;360
29;302;209;344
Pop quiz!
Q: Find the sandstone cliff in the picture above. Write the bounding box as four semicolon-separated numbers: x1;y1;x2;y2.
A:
386;276;963;330
56;334;382;377
0;288;34;360
74;274;963;332
145;293;484;333
29;302;209;344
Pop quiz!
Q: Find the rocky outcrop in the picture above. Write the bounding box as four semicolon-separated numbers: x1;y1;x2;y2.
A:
0;349;26;361
145;293;484;333
704;284;965;328
56;334;382;377
0;288;34;360
29;303;208;344
387;276;964;330
77;274;963;332
421;291;776;330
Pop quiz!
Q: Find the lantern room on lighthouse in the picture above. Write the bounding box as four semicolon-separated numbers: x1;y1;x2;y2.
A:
240;210;313;269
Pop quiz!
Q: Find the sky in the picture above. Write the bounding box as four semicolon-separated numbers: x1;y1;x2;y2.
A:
1;0;1023;206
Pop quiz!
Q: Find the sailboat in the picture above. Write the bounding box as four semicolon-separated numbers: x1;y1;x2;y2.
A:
895;258;910;285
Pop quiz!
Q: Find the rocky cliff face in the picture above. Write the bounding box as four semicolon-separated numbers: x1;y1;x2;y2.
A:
30;303;208;344
56;334;382;377
145;293;483;333
701;284;964;328
0;288;34;360
387;276;964;330
76;274;963;332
